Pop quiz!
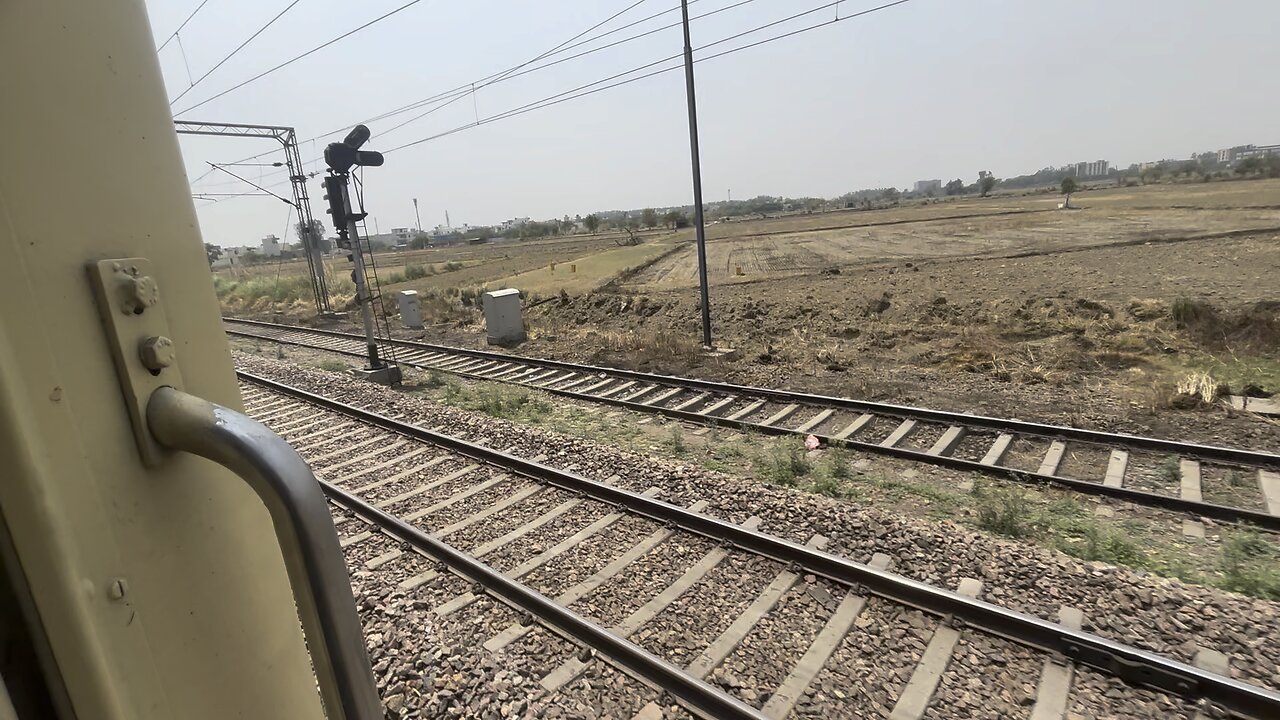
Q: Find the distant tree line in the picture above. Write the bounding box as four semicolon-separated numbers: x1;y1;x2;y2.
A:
415;148;1280;245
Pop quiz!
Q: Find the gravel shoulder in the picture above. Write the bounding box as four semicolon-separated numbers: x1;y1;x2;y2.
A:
237;352;1280;699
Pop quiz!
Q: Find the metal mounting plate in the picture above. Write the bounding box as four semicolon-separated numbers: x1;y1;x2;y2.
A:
87;257;184;465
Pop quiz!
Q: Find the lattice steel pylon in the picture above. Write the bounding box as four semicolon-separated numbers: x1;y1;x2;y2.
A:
174;120;332;314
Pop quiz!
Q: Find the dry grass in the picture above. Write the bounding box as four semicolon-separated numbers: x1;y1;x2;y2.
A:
631;180;1280;291
1175;371;1220;403
214;274;356;314
595;328;703;360
496;241;676;295
1170;298;1280;351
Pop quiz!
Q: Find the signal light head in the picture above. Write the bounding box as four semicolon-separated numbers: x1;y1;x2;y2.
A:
343;124;371;149
355;150;384;167
325;125;384;172
324;143;385;173
323;175;347;225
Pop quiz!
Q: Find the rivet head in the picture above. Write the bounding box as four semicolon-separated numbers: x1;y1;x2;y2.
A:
139;336;176;371
107;578;128;601
121;275;159;315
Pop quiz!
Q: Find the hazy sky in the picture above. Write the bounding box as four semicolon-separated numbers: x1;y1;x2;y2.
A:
145;0;1280;248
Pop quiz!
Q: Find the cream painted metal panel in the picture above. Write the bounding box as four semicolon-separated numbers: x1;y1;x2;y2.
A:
0;0;329;717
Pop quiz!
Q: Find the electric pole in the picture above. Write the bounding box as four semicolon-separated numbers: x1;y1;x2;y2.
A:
413;198;422;233
680;0;713;349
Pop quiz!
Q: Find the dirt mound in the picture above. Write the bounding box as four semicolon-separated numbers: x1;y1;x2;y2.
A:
1173;298;1280;351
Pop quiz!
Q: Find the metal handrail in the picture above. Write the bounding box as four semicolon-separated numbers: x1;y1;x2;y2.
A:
146;387;381;720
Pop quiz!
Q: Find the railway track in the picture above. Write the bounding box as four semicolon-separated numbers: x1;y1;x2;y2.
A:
238;370;1280;719
226;317;1280;532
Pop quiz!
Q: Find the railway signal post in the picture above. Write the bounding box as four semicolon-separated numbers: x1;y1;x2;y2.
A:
323;125;401;385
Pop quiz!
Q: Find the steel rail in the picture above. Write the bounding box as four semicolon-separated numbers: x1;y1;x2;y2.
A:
321;481;766;720
239;371;1280;719
225;317;1280;469
228;324;1280;531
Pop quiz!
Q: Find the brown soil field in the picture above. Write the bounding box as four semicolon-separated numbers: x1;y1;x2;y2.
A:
214;229;668;291
238;179;1280;448
634;181;1280;288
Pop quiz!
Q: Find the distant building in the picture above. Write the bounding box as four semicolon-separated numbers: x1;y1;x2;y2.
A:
1217;146;1252;164
431;223;474;237
211;245;252;269
364;233;396;249
260;234;282;257
912;179;942;194
499;217;530;231
1072;160;1109;178
1219;144;1280;164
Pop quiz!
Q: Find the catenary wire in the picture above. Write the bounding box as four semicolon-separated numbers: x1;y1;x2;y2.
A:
377;0;757;137
185;0;721;181
170;0;306;106
357;0;705;126
204;0;911;194
385;0;914;154
173;0;430;116
193;0;913;196
205;162;298;206
176;33;196;87
157;0;212;52
373;0;655;137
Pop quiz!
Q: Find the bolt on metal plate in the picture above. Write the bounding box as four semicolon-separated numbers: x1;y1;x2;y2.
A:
87;258;185;465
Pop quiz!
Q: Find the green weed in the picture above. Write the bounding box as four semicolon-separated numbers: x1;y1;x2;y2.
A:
753;443;811;486
213;274;355;306
667;425;687;455
459;286;488;307
1035;496;1091;536
1068;525;1147;566
316;359;348;372
811;473;845;498
1219;532;1280;600
971;481;1034;538
441;381;551;422
1170;297;1215;328
403;263;432;281
821;451;852;480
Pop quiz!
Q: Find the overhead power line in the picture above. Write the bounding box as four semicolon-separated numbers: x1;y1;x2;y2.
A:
322;0;745;140
318;0;707;132
190;0;914;197
385;0;915;154
377;0;654;137
157;0;212;52
185;0;721;182
205;161;297;206
172;0;429;116
170;0;305;106
377;0;757;137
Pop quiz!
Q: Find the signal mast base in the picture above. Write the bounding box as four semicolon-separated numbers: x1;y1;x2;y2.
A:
351;364;402;386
